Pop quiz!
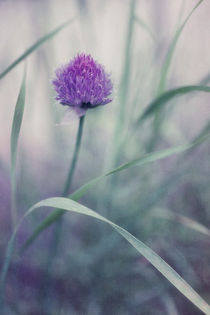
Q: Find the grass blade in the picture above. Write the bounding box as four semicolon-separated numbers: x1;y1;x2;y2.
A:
134;16;155;41
1;198;210;314
111;0;136;167
136;85;210;126
157;0;204;94
155;209;210;237
148;0;204;152
200;72;210;86
0;18;75;80
10;66;27;227
20;131;210;253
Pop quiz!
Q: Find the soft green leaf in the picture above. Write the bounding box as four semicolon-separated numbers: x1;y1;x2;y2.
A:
134;16;155;41
10;66;27;226
158;0;204;94
20;131;210;253
111;0;136;168
155;209;210;237
0;18;75;80
136;85;210;126
200;72;210;86
1;198;210;314
147;0;204;152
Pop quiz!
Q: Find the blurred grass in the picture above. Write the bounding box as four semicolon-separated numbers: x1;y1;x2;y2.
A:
148;0;204;152
134;15;155;41
0;0;210;314
154;208;210;237
19;130;210;253
0;18;75;80
1;197;210;314
10;66;26;228
111;0;136;166
136;85;210;126
157;0;204;95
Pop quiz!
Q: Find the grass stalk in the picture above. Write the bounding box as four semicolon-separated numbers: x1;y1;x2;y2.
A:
10;67;27;228
147;0;204;152
41;116;85;307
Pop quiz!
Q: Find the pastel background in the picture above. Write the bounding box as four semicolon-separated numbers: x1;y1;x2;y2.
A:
0;1;210;314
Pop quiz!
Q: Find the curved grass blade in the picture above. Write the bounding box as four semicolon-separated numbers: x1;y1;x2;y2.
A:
1;198;210;314
111;0;136;169
155;209;210;237
20;131;210;253
0;18;75;80
158;0;204;94
162;293;179;315
10;66;27;227
148;0;204;152
200;72;210;86
136;85;210;126
134;16;155;41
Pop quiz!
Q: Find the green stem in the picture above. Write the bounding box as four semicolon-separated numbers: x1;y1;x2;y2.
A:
112;0;136;167
11;177;17;229
40;116;85;309
104;0;136;212
62;115;85;196
148;0;204;152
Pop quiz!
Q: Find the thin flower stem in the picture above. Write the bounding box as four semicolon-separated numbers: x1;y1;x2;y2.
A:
40;116;85;309
63;115;85;197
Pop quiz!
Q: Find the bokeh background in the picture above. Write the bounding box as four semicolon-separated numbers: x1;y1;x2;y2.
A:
0;0;210;314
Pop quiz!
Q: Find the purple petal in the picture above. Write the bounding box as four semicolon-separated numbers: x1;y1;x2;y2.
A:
52;53;113;117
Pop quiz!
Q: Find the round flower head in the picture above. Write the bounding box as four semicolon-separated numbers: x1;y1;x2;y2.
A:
52;53;113;117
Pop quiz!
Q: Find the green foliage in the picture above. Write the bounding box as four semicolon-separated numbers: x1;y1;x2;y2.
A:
0;18;75;80
20;130;210;253
1;197;210;314
157;0;204;94
136;85;210;126
10;66;27;227
1;1;210;313
155;208;210;237
134;16;155;41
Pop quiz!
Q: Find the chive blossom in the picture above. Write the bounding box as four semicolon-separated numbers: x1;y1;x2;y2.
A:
52;53;113;117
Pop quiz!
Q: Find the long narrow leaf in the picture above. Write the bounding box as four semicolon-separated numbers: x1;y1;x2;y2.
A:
111;0;136;167
10;67;27;227
158;0;204;94
155;209;210;237
1;198;210;314
0;18;75;80
20;131;210;253
148;0;204;152
200;72;210;86
136;85;210;126
134;16;155;41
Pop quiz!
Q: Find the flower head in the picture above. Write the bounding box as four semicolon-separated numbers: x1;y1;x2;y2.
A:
52;53;113;117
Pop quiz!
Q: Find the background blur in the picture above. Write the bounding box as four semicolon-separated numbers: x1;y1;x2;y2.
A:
0;0;210;314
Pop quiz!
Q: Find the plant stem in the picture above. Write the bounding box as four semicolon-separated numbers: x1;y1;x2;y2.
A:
63;115;85;197
40;115;85;309
112;0;136;168
104;0;136;212
147;0;204;152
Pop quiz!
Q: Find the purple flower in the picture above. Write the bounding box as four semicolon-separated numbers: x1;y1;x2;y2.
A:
52;53;113;117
